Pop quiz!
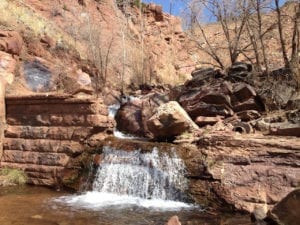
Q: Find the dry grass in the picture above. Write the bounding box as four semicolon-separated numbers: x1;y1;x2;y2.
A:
0;0;87;59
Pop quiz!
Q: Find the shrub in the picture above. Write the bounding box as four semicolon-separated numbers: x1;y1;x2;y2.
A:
0;168;27;186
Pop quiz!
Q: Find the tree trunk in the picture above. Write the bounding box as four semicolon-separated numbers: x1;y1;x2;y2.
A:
275;0;290;68
0;78;6;165
290;3;300;89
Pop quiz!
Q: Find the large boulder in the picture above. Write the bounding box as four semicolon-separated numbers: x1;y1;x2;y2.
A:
115;100;145;136
268;189;300;225
179;80;234;119
115;91;169;137
20;58;55;92
231;82;264;113
61;69;93;96
147;101;198;140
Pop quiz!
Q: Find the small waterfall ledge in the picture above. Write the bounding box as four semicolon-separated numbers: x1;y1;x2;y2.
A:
54;146;193;210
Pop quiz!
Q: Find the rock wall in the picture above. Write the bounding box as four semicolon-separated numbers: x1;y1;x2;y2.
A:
182;134;300;214
1;95;114;186
0;79;5;163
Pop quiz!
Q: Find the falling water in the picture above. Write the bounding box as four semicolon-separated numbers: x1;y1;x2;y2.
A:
93;146;188;201
55;146;192;210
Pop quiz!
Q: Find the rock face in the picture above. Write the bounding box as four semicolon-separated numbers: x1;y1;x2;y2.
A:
182;134;300;213
268;189;300;225
0;30;23;56
166;216;182;225
1;95;114;186
147;101;198;140
0;51;16;165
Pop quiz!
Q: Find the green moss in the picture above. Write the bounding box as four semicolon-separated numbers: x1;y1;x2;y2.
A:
0;168;27;186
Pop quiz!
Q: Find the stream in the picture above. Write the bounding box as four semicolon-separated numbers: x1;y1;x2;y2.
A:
0;185;254;225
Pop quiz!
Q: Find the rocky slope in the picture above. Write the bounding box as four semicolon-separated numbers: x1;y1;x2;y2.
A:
0;0;192;97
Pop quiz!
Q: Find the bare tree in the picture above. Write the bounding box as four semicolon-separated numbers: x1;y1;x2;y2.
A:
245;0;274;74
182;0;252;68
290;2;300;88
274;0;290;68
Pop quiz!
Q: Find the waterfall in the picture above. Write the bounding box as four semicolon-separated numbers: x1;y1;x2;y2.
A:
54;146;192;210
93;146;188;201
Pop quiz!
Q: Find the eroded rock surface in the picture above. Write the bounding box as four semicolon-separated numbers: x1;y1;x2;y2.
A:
182;133;300;213
1;95;114;186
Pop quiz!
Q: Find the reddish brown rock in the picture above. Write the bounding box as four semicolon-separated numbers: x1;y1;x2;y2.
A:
195;116;223;127
61;69;93;95
0;30;23;56
255;110;300;137
2;95;113;186
147;101;198;140
232;83;256;102
184;134;300;213
116;100;145;136
93;154;103;166
166;216;181;225
236;110;261;122
115;91;168;137
233;98;264;112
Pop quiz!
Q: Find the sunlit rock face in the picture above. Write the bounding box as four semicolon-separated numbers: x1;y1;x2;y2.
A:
2;95;114;186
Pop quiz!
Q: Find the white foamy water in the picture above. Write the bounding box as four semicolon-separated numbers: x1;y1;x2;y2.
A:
54;147;192;210
108;103;121;118
54;192;192;210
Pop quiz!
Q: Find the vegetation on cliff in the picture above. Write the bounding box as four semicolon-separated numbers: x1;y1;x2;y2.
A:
0;167;27;186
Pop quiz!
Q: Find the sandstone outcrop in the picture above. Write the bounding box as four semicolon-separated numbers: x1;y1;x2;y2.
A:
147;101;198;140
183;133;300;213
115;91;169;137
166;216;181;225
1;95;114;186
0;51;16;166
